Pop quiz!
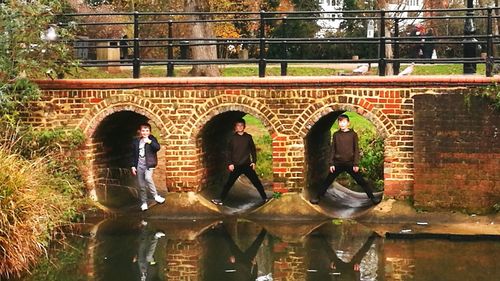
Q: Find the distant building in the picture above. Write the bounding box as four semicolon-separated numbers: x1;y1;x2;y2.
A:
316;0;429;37
317;0;343;37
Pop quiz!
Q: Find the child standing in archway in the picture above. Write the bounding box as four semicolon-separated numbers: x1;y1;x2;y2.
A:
310;114;381;205
131;123;166;211
211;118;269;206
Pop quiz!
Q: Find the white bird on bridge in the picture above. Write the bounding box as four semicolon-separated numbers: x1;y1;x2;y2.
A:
352;64;370;75
398;62;415;76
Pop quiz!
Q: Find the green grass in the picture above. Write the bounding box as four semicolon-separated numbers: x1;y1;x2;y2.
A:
412;63;486;75
62;63;492;79
243;115;272;181
370;63;487;76
66;65;340;79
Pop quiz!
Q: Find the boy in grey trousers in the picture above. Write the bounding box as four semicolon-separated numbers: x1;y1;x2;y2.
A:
131;123;165;211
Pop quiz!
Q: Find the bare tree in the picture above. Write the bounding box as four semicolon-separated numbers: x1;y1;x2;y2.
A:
184;0;220;76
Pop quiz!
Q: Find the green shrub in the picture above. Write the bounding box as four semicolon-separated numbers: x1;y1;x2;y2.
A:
0;123;86;279
0;148;76;278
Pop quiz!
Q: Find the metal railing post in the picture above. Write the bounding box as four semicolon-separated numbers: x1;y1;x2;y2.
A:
259;10;266;78
167;20;174;77
393;18;400;75
281;16;288;76
133;11;140;78
463;1;477;74
486;7;494;77
378;10;386;76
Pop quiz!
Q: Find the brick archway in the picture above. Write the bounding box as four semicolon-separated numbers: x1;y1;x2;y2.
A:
79;94;174;139
295;98;406;198
188;101;280;198
185;95;284;139
293;98;396;139
80;97;172;202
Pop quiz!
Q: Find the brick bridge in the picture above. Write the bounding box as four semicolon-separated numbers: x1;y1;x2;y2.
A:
33;76;500;214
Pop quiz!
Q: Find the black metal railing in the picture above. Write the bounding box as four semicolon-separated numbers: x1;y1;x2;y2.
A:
57;8;500;78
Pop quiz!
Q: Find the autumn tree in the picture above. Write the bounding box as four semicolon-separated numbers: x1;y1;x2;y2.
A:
267;0;320;59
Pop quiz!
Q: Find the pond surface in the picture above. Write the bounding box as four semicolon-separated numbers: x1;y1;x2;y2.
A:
14;217;500;281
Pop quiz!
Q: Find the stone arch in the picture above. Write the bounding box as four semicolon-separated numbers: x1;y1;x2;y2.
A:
80;95;172;206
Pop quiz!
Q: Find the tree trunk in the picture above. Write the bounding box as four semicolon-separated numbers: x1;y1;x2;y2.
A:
385;25;394;75
184;0;220;76
378;0;393;75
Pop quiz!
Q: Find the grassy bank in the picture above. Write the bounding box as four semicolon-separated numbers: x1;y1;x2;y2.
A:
60;63;490;79
243;115;273;181
0;126;87;279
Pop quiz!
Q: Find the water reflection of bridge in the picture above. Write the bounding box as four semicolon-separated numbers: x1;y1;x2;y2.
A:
71;217;500;281
84;218;381;281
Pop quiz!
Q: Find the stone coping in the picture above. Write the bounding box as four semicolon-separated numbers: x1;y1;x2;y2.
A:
35;75;500;90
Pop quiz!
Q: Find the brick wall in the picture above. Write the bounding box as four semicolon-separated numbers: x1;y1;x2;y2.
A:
414;93;500;212
31;76;500;211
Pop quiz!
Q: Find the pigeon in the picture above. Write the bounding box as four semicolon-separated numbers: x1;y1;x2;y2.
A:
398;62;415;76
352;64;370;75
41;25;58;42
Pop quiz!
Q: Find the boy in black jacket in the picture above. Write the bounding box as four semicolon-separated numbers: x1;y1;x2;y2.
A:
310;114;380;205
211;118;269;206
131;123;165;211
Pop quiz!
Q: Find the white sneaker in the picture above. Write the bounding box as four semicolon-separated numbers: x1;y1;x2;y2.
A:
154;232;165;239
154;195;165;204
140;202;148;211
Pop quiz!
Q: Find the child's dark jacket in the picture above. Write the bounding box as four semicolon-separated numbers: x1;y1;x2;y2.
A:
131;135;160;168
226;132;257;166
330;129;360;166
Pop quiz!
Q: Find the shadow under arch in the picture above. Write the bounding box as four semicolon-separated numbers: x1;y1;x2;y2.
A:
87;110;168;209
195;110;274;215
303;107;385;218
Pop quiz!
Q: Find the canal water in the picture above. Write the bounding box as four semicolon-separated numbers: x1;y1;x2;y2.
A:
15;217;499;281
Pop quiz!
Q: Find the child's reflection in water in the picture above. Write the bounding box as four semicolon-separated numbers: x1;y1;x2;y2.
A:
306;231;378;280
202;222;267;281
133;220;165;281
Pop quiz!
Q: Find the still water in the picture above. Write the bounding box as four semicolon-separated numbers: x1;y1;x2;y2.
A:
17;217;499;281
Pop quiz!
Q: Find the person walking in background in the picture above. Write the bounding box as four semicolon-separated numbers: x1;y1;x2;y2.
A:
423;28;436;60
211;118;269;206
410;24;424;58
131;123;165;211
309;114;380;205
120;35;129;61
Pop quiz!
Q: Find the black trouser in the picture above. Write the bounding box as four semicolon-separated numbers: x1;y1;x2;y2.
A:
316;165;374;200
220;164;267;200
